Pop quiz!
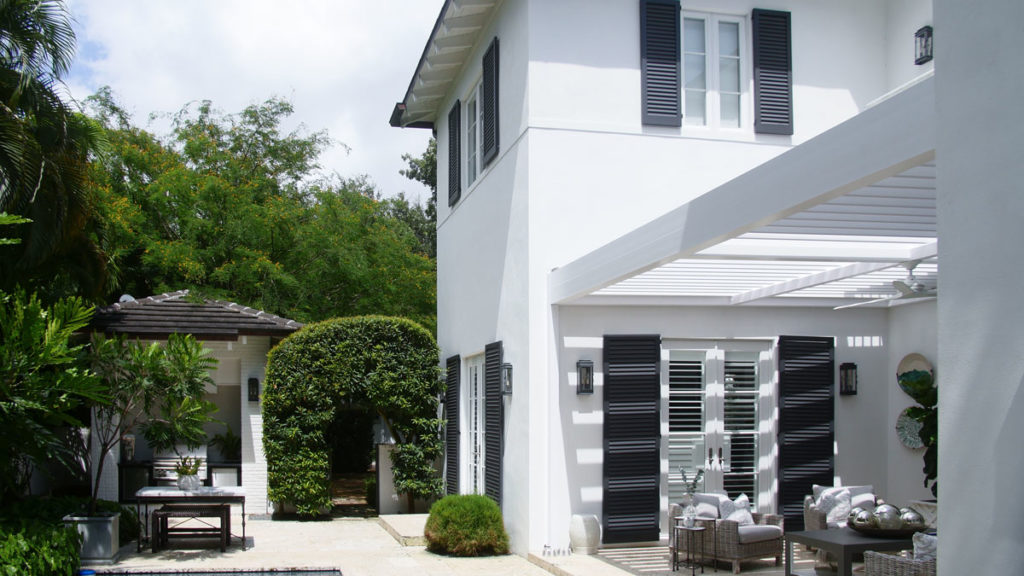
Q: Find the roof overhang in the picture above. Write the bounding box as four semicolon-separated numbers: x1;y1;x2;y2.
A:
550;75;937;309
390;0;500;129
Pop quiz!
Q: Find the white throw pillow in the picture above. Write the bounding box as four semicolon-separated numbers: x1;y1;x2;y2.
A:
816;487;852;525
693;493;725;519
850;491;876;512
719;493;755;526
913;532;937;561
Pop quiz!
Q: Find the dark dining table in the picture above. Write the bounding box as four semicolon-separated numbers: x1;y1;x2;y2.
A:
134;486;246;552
785;528;914;576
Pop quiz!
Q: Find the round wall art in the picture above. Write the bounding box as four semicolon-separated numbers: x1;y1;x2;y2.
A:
896;407;925;449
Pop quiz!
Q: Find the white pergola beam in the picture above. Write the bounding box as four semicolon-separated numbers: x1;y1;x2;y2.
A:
548;77;937;304
730;261;899;304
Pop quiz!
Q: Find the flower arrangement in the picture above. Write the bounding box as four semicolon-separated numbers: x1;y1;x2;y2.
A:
174;456;202;477
680;466;704;496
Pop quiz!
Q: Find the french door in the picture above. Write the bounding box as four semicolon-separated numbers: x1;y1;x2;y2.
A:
667;344;773;510
466;355;486;494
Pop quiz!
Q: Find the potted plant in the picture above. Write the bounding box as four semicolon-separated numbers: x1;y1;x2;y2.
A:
174;455;203;491
68;333;216;564
209;425;242;462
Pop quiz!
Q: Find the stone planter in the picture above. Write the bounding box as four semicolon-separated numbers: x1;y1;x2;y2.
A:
569;514;600;554
63;512;120;565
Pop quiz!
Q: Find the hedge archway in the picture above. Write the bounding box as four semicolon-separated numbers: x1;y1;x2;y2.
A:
263;316;443;516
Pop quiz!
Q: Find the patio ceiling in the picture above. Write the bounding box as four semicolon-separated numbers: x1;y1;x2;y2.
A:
550;76;938;310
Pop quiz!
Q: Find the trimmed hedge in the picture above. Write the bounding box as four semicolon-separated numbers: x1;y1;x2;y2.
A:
0;519;80;576
425;494;509;556
263;316;443;516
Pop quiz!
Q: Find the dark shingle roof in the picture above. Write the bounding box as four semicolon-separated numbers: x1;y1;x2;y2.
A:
88;290;302;340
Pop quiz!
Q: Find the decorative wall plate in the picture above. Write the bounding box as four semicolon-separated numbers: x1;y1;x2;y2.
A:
897;353;932;378
896;407;924;449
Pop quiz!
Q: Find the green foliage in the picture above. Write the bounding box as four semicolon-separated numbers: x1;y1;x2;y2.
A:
0;518;80;575
173;456;202;476
364;475;378;509
0;495;139;549
0;289;104;507
82;91;436;332
86;332;216;513
425;495;509;557
900;368;938;497
209;424;242;461
0;0;108;300
264;316;443;516
397;136;437;258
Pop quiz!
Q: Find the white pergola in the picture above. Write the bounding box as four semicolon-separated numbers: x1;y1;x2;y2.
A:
550;75;937;310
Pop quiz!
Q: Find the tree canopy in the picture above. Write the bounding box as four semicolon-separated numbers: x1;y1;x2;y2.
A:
84;90;436;331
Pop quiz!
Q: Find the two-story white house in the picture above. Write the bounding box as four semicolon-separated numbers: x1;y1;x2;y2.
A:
391;1;1023;574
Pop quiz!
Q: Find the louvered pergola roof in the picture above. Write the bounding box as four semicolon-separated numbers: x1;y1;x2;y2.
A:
550;76;938;310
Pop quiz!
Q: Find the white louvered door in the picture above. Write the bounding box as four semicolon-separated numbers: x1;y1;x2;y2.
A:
668;346;770;509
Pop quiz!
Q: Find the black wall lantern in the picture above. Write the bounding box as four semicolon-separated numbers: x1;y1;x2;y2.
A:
248;377;260;402
501;363;513;396
576;360;594;395
915;25;933;65
839;363;858;396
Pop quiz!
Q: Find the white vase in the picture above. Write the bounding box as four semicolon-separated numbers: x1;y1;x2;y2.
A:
569;514;600;554
177;474;201;491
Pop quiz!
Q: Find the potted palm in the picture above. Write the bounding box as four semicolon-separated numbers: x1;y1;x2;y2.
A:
69;333;216;564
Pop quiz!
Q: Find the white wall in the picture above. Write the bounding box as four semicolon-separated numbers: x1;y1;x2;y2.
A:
884;0;934;92
934;0;1024;574
547;304;900;550
885;301;936;507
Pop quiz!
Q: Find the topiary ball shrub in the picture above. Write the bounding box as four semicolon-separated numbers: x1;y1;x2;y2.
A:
425;494;509;556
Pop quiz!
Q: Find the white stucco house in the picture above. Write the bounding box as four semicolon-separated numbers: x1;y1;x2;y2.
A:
390;0;1023;574
87;290;302;516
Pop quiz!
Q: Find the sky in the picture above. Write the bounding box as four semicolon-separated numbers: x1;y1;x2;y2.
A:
65;0;440;204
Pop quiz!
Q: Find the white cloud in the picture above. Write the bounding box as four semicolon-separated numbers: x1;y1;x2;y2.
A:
66;0;439;203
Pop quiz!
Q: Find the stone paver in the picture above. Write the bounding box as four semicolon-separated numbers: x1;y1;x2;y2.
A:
94;515;622;576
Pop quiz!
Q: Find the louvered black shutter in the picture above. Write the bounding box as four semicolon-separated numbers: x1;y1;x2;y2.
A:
448;100;461;206
603;334;661;544
481;38;500;167
445;355;460;496
484;341;504;506
752;9;793;135
640;0;681;126
778;335;834;531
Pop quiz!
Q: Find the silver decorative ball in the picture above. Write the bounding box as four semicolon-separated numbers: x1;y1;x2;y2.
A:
853;509;875;529
848;506;864;524
875;504;902;530
900;510;925;530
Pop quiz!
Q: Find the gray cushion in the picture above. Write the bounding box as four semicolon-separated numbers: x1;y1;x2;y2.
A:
737;524;783;544
693;493;726;519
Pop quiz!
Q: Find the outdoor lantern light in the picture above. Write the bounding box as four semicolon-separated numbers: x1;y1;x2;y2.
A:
577;360;594;395
501;363;513;396
840;363;858;396
248;377;260;402
915;26;933;65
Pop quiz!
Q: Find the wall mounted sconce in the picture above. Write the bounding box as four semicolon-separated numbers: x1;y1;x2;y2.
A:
576;360;594;395
501;363;513;396
248;377;260;402
915;26;933;65
839;363;858;396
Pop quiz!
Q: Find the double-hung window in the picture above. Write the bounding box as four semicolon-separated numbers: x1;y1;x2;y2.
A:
466;85;480;186
682;13;744;129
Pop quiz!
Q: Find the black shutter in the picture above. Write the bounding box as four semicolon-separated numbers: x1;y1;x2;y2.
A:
484;341;504;506
778;335;834;531
640;0;681;127
481;38;500;167
752;9;793;135
603;334;661;544
447;100;461;206
445;355;460;496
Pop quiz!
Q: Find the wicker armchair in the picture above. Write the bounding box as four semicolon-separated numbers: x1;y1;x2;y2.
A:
864;550;936;576
671;502;783;574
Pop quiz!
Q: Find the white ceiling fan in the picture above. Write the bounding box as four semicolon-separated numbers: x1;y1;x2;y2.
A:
834;260;937;310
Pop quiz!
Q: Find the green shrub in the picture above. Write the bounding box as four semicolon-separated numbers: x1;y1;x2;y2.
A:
0;496;139;547
425;495;509;557
264;316;443;516
0;519;81;576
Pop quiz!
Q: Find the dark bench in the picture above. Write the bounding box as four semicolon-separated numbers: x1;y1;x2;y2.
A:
151;503;231;552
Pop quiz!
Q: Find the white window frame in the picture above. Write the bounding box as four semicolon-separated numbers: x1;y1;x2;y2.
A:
464;81;483;187
681;12;751;132
464;354;486;494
